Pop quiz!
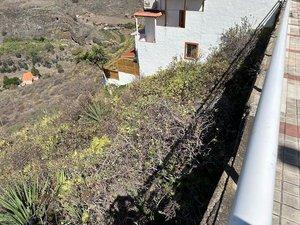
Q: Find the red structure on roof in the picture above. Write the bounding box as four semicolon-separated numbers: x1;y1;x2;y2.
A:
134;11;163;18
122;49;136;59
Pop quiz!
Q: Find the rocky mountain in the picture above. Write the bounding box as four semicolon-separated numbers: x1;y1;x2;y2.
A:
0;0;142;42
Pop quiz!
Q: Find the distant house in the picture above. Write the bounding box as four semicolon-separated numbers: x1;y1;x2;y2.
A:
20;72;38;86
105;0;279;86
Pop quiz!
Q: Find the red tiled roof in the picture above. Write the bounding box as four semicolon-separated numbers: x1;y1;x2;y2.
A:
22;72;33;81
134;11;163;18
122;49;136;59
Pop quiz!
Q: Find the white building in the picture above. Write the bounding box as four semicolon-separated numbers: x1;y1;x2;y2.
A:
107;0;278;85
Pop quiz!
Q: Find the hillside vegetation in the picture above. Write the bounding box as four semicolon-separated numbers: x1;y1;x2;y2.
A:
0;19;272;225
0;0;141;44
0;30;134;127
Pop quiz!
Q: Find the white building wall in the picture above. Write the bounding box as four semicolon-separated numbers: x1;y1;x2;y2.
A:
158;0;202;11
107;72;137;86
136;0;278;77
166;11;180;27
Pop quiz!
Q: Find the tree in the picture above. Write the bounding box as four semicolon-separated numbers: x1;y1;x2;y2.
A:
31;52;41;65
31;66;41;78
76;45;109;67
3;76;21;89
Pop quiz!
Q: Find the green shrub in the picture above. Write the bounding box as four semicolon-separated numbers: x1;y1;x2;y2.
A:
0;179;59;225
2;37;21;43
31;66;41;77
123;22;135;29
71;47;84;56
19;62;29;70
59;45;65;51
15;52;22;58
83;101;110;123
6;58;14;66
219;18;253;62
11;65;17;72
76;45;108;66
33;36;45;42
24;63;29;70
43;60;52;69
0;38;46;57
44;42;55;53
119;33;126;43
3;76;21;88
0;66;11;73
31;52;42;65
56;64;64;73
92;36;102;45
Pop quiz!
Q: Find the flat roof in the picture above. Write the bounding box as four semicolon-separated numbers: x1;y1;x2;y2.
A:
134;11;163;18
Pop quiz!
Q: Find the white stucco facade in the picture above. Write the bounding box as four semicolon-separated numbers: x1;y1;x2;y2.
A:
106;71;137;86
135;0;279;77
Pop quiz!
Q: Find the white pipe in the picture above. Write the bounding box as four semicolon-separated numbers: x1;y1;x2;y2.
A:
229;1;290;224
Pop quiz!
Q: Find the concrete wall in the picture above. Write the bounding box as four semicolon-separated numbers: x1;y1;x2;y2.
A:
156;0;202;27
157;0;202;11
107;71;137;86
136;0;278;77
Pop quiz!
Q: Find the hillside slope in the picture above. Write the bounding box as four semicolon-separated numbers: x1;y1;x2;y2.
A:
0;0;142;42
0;20;271;224
0;62;103;128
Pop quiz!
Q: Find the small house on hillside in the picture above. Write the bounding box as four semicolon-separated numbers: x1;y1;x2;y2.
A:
104;49;140;85
20;72;39;86
105;0;279;85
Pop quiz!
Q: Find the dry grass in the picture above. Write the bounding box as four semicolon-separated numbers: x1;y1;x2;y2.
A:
0;62;103;129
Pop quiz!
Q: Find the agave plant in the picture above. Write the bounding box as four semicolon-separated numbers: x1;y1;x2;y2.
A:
83;102;107;123
0;179;55;225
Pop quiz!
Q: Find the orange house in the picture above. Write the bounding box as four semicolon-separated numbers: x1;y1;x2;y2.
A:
21;72;38;86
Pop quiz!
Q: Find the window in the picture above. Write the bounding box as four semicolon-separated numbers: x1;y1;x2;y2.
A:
185;43;199;59
179;10;186;28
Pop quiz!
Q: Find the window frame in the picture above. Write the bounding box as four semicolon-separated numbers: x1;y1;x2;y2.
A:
184;42;199;59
